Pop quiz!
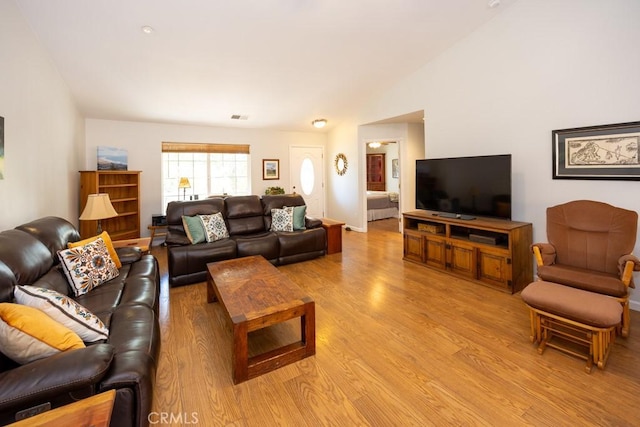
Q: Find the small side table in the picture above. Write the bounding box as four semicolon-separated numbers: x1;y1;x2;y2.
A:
147;225;168;245
113;237;151;254
321;218;346;254
8;389;115;427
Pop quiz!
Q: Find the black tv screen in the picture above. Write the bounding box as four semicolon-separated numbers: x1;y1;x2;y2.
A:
416;154;512;220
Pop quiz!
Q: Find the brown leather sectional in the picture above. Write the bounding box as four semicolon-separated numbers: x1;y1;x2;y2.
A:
166;194;327;287
0;217;160;427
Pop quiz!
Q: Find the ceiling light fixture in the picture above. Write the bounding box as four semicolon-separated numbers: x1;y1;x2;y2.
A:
488;0;500;8
141;25;154;34
312;119;327;129
368;142;381;149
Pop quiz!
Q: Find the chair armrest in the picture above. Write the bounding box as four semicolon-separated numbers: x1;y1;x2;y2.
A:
618;254;640;288
115;247;142;265
531;243;556;266
0;344;114;413
305;217;322;229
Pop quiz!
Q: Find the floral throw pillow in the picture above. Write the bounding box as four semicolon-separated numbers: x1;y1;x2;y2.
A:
199;212;229;242
14;285;109;342
57;237;120;297
271;207;294;232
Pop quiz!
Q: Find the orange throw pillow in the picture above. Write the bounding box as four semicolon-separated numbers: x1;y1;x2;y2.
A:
68;231;122;269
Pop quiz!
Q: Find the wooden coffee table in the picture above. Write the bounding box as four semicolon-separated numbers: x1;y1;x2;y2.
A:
206;255;316;384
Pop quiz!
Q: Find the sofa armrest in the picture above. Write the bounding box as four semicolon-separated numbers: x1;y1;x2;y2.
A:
115;247;142;265
165;230;191;246
531;243;556;266
0;344;114;413
305;217;323;229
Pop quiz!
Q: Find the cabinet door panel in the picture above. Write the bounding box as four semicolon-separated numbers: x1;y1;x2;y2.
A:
425;236;446;269
448;242;476;278
478;249;510;288
404;232;424;262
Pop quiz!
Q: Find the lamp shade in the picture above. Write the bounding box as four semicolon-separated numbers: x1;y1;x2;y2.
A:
79;194;118;221
178;177;191;189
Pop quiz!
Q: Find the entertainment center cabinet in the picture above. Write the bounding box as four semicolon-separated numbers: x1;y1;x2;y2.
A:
403;210;533;294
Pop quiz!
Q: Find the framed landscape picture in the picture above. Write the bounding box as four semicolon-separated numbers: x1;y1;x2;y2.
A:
262;159;279;180
97;146;128;170
553;121;640;180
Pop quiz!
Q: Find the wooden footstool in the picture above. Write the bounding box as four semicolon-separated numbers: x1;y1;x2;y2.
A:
521;281;622;373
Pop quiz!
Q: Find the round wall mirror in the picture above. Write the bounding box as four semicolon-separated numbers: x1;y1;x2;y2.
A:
335;153;348;176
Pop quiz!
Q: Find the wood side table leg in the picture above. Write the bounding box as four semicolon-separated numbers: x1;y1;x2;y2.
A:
301;298;316;356
206;274;218;303
233;319;249;384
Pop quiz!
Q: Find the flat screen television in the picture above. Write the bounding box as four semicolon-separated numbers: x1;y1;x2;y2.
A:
415;154;512;220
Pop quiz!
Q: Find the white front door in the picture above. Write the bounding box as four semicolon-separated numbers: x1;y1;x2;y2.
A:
290;146;324;218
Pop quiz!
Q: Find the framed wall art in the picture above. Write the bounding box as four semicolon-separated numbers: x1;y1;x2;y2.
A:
552;121;640;180
97;146;128;170
262;159;279;180
392;158;399;178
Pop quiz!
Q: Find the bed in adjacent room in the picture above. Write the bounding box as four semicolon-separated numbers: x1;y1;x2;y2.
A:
367;191;399;221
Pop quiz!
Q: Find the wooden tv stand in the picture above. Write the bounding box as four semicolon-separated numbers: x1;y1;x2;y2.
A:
402;210;533;294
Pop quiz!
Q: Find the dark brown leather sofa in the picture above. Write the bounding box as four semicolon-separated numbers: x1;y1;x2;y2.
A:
0;217;160;427
166;194;326;286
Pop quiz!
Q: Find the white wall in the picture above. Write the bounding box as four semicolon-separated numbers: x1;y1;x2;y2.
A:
85;119;326;234
327;0;640;309
0;0;84;230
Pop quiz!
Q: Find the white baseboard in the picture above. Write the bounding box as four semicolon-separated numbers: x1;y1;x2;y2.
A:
630;299;640;312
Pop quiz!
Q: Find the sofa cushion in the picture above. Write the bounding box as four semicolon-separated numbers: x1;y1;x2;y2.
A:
0;230;53;286
200;213;230;242
182;215;206;244
58;238;120;297
225;196;265;235
14;285;109;342
271;207;294;232
68;231;121;269
0;303;85;364
15;217;81;262
521;281;622;328
233;232;279;261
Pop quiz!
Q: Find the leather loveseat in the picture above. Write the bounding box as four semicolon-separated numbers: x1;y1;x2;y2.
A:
0;217;160;427
166;194;326;286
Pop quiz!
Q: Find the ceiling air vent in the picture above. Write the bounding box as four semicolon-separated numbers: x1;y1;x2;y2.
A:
231;114;249;120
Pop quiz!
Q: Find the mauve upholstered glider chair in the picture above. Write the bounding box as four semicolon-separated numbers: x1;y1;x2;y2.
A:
531;200;640;337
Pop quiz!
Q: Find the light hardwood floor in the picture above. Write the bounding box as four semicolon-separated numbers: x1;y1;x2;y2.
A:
151;219;640;426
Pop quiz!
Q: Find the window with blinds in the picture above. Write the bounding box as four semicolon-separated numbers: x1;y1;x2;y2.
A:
161;142;251;209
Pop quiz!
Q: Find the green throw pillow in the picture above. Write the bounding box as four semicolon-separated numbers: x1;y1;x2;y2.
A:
290;205;307;230
182;215;206;244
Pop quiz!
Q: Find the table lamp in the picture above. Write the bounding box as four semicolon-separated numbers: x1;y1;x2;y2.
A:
178;177;191;200
79;193;118;234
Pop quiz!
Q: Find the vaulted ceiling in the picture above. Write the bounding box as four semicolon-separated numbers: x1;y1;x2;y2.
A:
15;0;516;131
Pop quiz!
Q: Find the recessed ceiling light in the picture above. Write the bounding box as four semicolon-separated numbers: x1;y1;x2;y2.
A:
488;0;500;8
141;26;154;34
312;119;327;128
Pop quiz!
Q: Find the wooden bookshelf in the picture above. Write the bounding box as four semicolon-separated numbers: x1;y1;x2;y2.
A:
79;171;141;240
